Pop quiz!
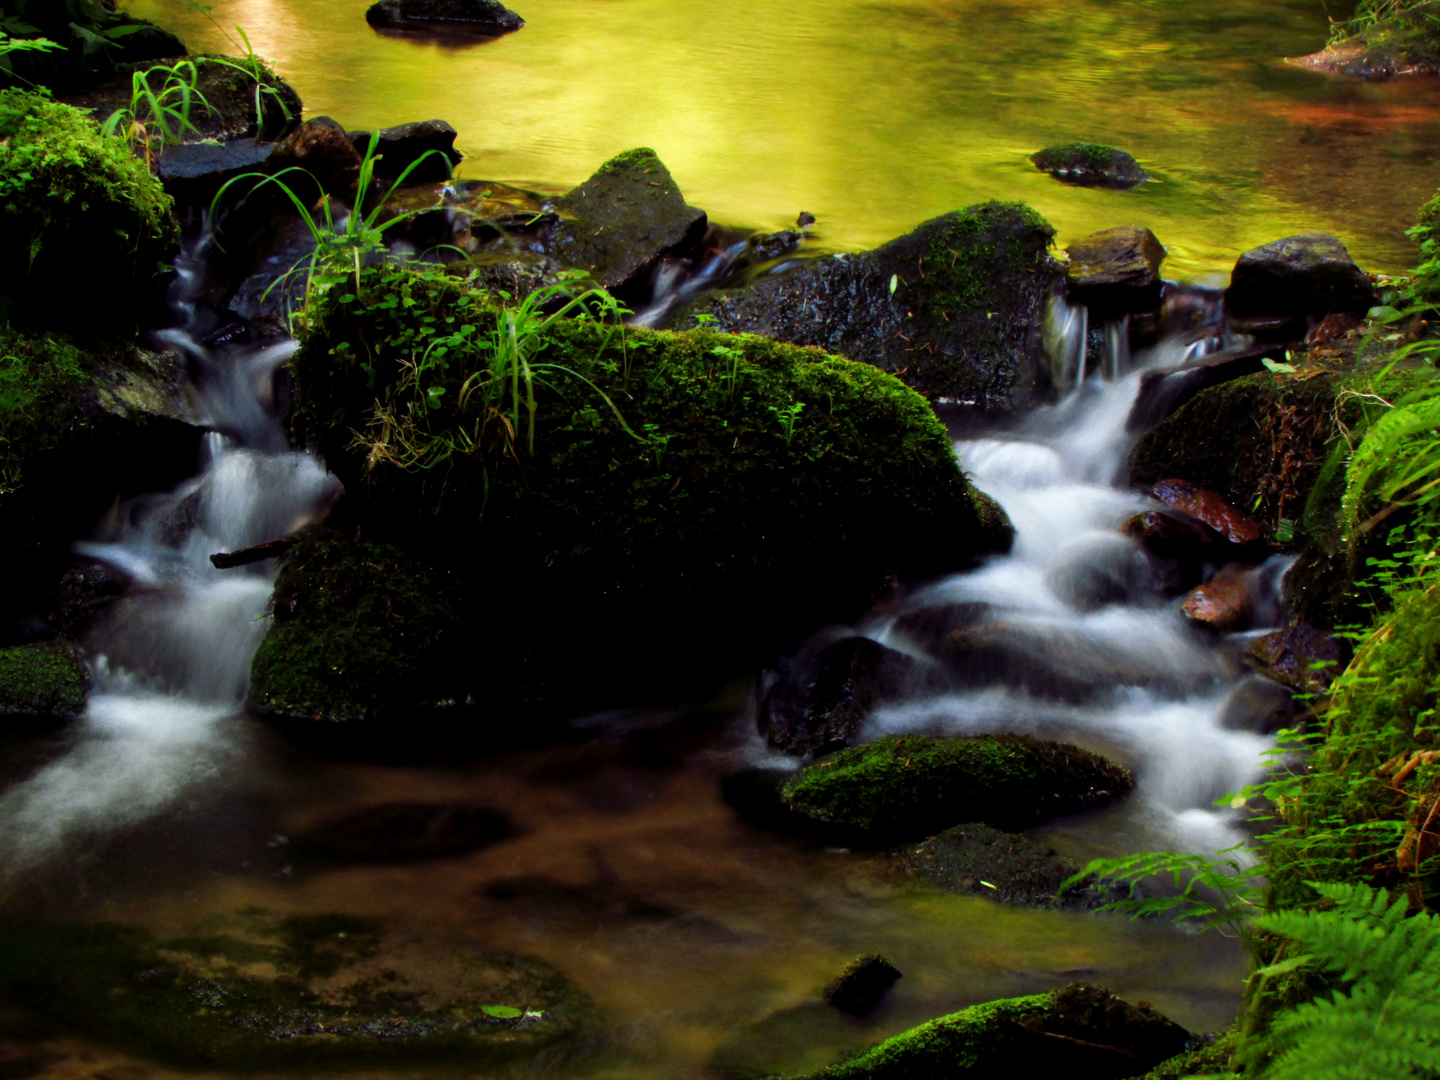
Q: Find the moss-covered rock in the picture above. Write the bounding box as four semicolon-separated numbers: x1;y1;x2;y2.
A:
780;733;1133;840
682;202;1060;412
0;89;178;331
0;911;595;1068
0;642;87;719
786;982;1189;1080
900;822;1109;907
1029;143;1149;188
255;263;1005;720
1138;1031;1238;1079
1290;4;1440;79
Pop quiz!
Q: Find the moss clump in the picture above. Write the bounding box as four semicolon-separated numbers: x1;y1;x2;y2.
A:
248;531;462;721
0;89;177;330
263;263;1001;718
0;325;86;497
1139;1032;1238;1079
0;911;593;1068
0;642;87;718
791;982;1189;1080
1029;143;1148;188
780;733;1133;839
1302;1;1440;78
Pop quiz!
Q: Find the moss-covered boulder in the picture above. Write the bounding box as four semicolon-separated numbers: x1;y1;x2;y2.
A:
780;733;1133;840
900;822;1109;907
682;202;1060;412
254;263;1005;721
1030;143;1149;189
0;911;595;1068
0;642;87;719
0;324;200;644
0;89;178;331
1290;6;1440;79
787;982;1189;1080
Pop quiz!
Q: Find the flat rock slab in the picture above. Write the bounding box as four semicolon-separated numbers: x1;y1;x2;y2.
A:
1030;143;1149;189
900;822;1110;908
781;733;1133;840
686;202;1059;411
1224;232;1376;318
158;139;273;204
1066;225;1165;314
550;147;707;291
366;0;524;32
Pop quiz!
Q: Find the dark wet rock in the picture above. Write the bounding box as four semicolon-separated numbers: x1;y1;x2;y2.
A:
60;57;301;144
0;913;594;1067
758;636;919;758
549;147;708;293
743;229;803;265
1030;143;1149;189
1244;623;1346;694
1126;344;1278;435
1065;226;1165;316
480;876;679;927
0;643;87;720
50;559;131;641
1224;233;1376;319
292;802;521;863
266;116;363;202
780;733;1133;840
797;211;816;229
1044;532;1172;611
366;0;525;33
1181;564;1253;632
263;269;1008;721
1122;510;1223;565
900;823;1110;908
349;119;461;182
887;602;990;652
1150;479;1262;546
790;982;1191;1080
822;954;901;1016
1219;674;1298;734
683;202;1060;411
157;139;273;206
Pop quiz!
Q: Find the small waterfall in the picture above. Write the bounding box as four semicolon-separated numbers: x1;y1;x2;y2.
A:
859;304;1281;856
0;232;339;882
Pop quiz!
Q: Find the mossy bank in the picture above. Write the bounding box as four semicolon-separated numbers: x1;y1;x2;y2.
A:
251;264;1009;723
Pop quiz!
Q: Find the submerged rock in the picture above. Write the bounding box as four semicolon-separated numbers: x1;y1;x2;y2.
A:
780;733;1133;840
822;954;901;1016
549;147;708;293
1065;226;1166;316
1030;143;1149;189
1224;233;1376;319
684;202;1060;411
292;801;522;863
900;822;1108;908
0;643;88;720
758;636;921;758
789;982;1190;1080
366;0;526;33
0;913;594;1067
253;265;1008;721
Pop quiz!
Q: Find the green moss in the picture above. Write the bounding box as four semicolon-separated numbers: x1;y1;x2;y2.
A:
593;146;661;177
901;822;1104;907
779;733;1133;838
1140;1032;1238;1079
0;912;593;1068
260;263;1000;717
0;327;85;497
913;201;1054;319
0;641;87;718
247;531;461;720
0;89;177;330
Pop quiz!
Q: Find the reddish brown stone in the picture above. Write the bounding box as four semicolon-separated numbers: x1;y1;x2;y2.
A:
1305;311;1363;347
1152;479;1262;545
1182;565;1253;631
1121;510;1221;562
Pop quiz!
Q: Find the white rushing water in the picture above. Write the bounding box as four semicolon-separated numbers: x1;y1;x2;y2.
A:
859;292;1284;855
0;235;339;883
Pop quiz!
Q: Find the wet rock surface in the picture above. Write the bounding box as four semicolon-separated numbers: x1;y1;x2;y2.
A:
349;119;462;181
1224;232;1376;318
0;643;88;720
367;0;525;32
1065;226;1166;315
1121;510;1222;571
822;954;901;1016
549;147;708;293
1029;143;1149;189
1149;479;1262;546
1181;564;1254;632
0;913;593;1067
292;802;522;863
1244;622;1346;694
157;139;274;205
900;823;1109;908
684;202;1060;411
1219;673;1299;734
789;982;1190;1080
265;116;364;203
780;733;1134;840
758;636;919;758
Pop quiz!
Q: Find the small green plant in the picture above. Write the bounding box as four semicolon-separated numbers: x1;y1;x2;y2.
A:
1243;881;1440;1079
0;29;60;85
100;60;212;168
769;400;805;446
182;5;292;133
711;342;743;397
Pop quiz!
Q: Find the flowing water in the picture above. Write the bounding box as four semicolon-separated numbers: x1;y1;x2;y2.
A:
131;0;1440;278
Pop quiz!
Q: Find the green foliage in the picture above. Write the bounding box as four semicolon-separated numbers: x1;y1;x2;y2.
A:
1242;882;1440;1079
181;6;292;132
0;641;87;717
100;60;212;166
1061;847;1264;939
0;322;86;495
0;30;59;85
